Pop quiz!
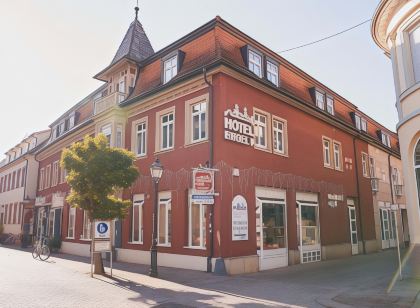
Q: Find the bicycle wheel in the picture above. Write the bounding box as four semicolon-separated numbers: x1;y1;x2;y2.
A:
39;246;50;261
32;247;39;259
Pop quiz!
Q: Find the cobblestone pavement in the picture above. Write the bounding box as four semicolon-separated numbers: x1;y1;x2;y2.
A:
0;246;419;307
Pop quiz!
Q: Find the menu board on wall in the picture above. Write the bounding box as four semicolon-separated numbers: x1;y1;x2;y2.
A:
232;195;248;241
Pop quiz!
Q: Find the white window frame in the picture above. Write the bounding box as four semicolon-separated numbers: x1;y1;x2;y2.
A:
81;210;91;240
354;114;362;130
101;124;112;147
163;55;178;84
188;196;206;248
272;117;287;155
155;106;175;152
326;96;334;115
266;60;278;86
157;192;171;246
254;110;269;149
52;161;59;187
333;141;342;171
68;112;75;129
362;152;369;177
248;49;262;78
369;156;376;178
131;194;144;244
322;137;332;168
315;91;325;110
191;101;207;143
116;124;123;148
134;119;147;157
409;24;420;83
45;164;51;189
67;207;76;239
361;118;367;132
381;132;391;147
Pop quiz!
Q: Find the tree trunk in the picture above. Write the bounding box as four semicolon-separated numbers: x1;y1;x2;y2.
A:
93;252;105;274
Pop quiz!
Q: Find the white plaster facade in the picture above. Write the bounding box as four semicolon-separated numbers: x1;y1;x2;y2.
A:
372;0;420;244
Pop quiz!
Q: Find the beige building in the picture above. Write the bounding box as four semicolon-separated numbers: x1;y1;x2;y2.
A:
372;0;420;244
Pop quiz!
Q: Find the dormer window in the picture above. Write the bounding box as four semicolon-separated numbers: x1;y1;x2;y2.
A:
326;96;334;115
69;112;75;129
164;55;178;84
381;131;391;147
248;50;262;78
315;90;325;109
353;113;368;132
266;60;278;86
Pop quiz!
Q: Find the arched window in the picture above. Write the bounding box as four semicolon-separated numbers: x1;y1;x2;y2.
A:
415;140;420;206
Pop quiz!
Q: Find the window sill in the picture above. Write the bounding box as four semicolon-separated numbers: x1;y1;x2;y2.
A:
135;154;148;160
157;244;171;247
184;139;208;148
65;237;75;240
80;238;91;241
128;242;143;245
154;148;175;155
323;164;334;169
254;145;272;154
273;150;288;158
183;246;206;250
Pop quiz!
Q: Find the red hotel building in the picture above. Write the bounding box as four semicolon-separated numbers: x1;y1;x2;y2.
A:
33;11;404;274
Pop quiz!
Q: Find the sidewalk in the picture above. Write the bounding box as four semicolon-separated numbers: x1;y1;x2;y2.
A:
3;244;420;307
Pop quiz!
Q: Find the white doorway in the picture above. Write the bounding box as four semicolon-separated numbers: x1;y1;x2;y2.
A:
297;192;321;263
348;205;358;255
256;187;287;270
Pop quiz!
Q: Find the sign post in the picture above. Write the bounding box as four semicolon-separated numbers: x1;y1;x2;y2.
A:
92;220;112;277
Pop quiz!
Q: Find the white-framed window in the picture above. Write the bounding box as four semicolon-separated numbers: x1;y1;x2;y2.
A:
68;112;75;129
322;137;332;167
333;141;342;171
381;132;391;147
39;169;44;191
409;25;420;83
354;114;367;132
361;118;367;132
101;124;112;147
248;50;262;77
58;121;65;136
362;152;369;177
316;91;325;110
45;164;51;189
164;55;178;84
188;198;206;248
48;209;55;238
131;194;144;243
60;166;67;184
254;112;268;148
272;118;286;154
116;124;123;148
392;167;400;185
135;121;147;157
52;161;59;187
82;210;91;240
160;112;174;150
191;101;207;142
158;192;171;246
266;60;278;86
326;96;334;115
67;207;76;238
369;156;376;178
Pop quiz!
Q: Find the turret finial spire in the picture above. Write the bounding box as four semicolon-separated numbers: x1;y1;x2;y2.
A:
134;1;139;20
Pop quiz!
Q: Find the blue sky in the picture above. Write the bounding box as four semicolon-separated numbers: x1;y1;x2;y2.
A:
0;0;395;155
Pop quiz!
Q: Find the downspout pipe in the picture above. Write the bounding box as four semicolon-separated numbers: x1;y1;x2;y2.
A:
353;137;367;254
388;154;395;205
203;67;215;273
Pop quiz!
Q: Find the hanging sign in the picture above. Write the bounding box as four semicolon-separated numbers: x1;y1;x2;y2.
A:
224;104;255;146
192;169;214;195
94;221;110;239
232;195;248;241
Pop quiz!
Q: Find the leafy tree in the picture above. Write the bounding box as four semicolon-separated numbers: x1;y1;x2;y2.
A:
61;134;139;275
61;134;138;220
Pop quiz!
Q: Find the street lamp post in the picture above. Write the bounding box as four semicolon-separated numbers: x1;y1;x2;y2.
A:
149;158;163;277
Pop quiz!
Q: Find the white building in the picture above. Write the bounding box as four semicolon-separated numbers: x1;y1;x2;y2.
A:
372;0;420;244
0;130;50;236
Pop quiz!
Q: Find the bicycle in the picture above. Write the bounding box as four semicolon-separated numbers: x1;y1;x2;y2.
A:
32;237;50;261
3;233;19;245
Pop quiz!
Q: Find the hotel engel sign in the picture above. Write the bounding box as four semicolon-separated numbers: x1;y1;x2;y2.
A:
224;104;255;146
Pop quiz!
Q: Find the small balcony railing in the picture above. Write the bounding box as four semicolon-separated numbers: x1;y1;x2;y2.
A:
371;178;379;192
94;92;126;115
394;184;404;197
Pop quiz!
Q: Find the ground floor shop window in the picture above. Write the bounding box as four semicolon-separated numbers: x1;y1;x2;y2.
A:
297;196;321;263
48;209;55;238
131;194;144;243
260;201;285;249
67;207;75;238
189;201;206;247
158;192;171;245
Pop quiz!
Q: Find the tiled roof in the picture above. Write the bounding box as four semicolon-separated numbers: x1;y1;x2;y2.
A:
110;19;154;65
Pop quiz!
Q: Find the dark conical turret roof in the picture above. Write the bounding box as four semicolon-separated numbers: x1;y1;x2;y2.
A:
110;14;154;65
